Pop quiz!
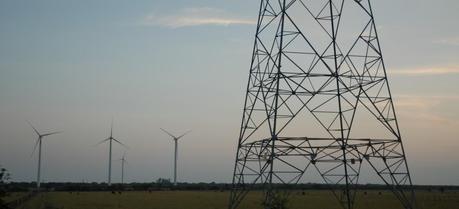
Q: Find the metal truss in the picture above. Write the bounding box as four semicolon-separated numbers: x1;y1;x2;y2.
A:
229;0;417;209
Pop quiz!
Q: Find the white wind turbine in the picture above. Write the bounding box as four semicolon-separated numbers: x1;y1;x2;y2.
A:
119;152;128;184
97;121;127;186
160;128;191;186
27;121;61;190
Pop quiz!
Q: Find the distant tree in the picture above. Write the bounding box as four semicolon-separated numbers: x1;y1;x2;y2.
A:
262;192;289;209
0;166;11;208
155;178;172;188
156;178;171;184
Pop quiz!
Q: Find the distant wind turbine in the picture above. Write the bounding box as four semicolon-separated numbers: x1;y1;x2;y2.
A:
97;121;127;186
160;128;191;186
27;121;61;190
119;152;128;184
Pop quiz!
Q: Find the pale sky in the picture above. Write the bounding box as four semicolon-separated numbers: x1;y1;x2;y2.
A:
0;0;458;185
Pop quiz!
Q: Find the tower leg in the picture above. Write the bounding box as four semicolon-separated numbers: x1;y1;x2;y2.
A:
174;140;178;186
108;139;112;186
37;139;42;190
121;160;124;184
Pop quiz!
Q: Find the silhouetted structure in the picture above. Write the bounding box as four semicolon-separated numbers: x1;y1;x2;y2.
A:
97;121;127;186
27;121;60;190
160;128;191;186
120;152;128;184
229;1;417;209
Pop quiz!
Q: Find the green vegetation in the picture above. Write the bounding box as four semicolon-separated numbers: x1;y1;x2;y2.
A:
0;166;11;207
2;192;28;204
14;190;459;209
261;192;289;209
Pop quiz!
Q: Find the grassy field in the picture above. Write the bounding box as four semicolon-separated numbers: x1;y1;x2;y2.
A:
12;190;459;209
2;192;28;203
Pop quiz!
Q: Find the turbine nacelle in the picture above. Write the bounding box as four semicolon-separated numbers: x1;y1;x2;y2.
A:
96;122;128;148
27;121;61;157
96;137;128;148
119;152;128;164
160;128;191;141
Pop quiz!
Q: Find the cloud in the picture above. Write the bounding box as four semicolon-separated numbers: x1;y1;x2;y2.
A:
434;37;459;46
140;7;256;28
395;95;459;125
389;66;459;76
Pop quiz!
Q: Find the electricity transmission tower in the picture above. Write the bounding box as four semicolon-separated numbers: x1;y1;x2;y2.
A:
229;0;417;209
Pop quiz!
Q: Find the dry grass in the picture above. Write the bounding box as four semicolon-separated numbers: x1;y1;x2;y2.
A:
15;190;459;209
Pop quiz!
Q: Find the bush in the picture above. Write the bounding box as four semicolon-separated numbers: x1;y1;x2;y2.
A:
262;192;289;209
0;166;11;207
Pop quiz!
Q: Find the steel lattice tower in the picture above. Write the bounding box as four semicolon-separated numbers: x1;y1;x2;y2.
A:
229;0;417;209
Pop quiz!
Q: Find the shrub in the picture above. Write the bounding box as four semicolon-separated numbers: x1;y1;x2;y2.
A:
0;166;11;207
262;192;289;209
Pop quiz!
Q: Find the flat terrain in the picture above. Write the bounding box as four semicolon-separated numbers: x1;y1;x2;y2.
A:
2;192;28;203
11;190;459;209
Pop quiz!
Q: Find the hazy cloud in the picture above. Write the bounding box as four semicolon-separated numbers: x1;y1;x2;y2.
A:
390;66;459;76
395;95;459;125
140;7;256;28
434;37;459;46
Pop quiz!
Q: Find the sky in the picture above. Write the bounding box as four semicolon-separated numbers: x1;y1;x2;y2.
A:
0;0;458;185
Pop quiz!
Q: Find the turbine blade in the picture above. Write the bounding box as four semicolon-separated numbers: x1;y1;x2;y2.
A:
160;128;177;139
30;138;40;157
41;131;61;137
176;130;192;140
95;138;110;146
112;138;128;148
27;121;40;136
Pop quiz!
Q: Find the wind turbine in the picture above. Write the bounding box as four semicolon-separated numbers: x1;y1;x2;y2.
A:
160;128;191;186
119;152;128;184
27;121;61;190
97;121;127;186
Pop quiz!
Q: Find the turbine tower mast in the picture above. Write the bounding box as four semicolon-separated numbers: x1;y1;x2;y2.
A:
229;0;417;209
27;121;60;191
160;128;190;186
120;152;128;184
97;121;127;186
